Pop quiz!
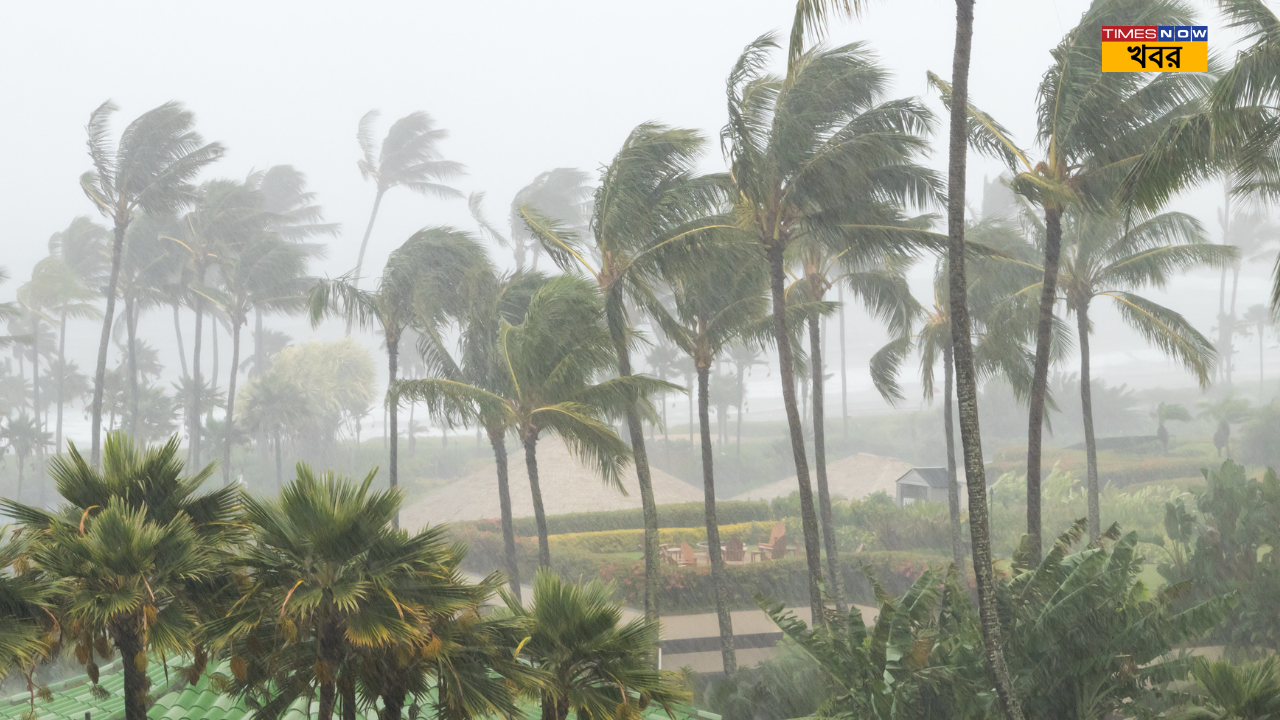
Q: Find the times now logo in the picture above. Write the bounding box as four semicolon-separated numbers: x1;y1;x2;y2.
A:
1101;26;1209;41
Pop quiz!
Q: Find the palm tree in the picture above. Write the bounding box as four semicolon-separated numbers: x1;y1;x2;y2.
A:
1173;657;1280;720
519;122;724;624
1;413;50;498
720;9;940;619
470;168;591;272
351;111;463;303
1;432;239;720
1010;210;1227;537
48;217;108;451
1199;393;1252;458
402;229;544;599
80;101;224;465
498;570;687;720
655;244;769;676
311;227;478;527
1243;303;1273;390
942;0;1206;559
239;369;309;488
1153;401;1192;453
939;0;1025;713
1215;202;1278;384
214;465;424;720
400;275;669;568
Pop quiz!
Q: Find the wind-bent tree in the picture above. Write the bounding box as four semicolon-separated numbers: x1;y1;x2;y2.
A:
1153;401;1191;453
499;571;686;720
470;167;591;272
940;0;1026;713
1021;210;1227;537
400;275;670;568
80;101;223;465
408;229;545;599
1199;393;1252;458
351;111;463;301
2;432;239;720
1;413;50;498
48;217;108;451
937;0;1206;559
721;10;939;618
655;244;768;676
520;122;722;624
310;227;470;527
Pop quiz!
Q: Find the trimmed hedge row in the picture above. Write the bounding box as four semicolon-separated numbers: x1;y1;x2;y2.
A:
455;525;945;614
548;521;786;554
475;501;780;537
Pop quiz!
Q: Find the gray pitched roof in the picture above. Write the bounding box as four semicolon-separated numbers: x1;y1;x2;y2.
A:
895;467;951;489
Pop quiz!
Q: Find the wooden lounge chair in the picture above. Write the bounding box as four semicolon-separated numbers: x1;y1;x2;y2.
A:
770;535;791;560
678;542;698;567
725;537;745;562
756;522;786;558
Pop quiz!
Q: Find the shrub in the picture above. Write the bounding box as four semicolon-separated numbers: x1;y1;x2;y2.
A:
1240;400;1280;470
474;501;778;537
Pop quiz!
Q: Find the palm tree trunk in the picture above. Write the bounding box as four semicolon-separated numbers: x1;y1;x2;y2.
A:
1075;303;1101;540
839;285;848;439
1227;261;1242;385
609;297;662;626
808;315;843;611
1260;321;1265;389
942;340;966;580
488;426;522;601
31;317;41;466
340;674;357;720
697;362;737;675
223;318;243;486
348;188;386;334
945;3;1024;719
126;294;140;437
191;292;204;466
91;220;127;466
1025;206;1062;565
111;614;148;720
173;301;188;378
275;428;284;489
388;334;400;530
524;433;551;567
765;242;824;622
380;683;406;720
736;365;745;477
56;312;66;454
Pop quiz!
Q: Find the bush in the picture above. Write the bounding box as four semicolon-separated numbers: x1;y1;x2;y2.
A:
548;522;784;554
475;501;778;537
1240;400;1280;470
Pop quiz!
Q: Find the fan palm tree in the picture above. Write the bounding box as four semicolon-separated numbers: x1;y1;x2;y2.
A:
1005;210;1227;537
351;111;463;303
498;570;687;720
1173;657;1280;720
402;229;544;599
720;9;940;619
1;432;239;720
400;275;671;568
48;217;108;452
310;227;459;527
80;101;224;465
470;168;591;272
1153;401;1192;453
654;244;769;676
518;122;724;623
210;465;426;720
938;0;1206;560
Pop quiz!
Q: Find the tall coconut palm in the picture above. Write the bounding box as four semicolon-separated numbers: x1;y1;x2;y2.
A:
80;101;224;465
1;413;50;498
937;0;1207;559
119;212;185;438
655;244;769;676
1244;303;1273;389
1214;201;1278;384
350;111;463;303
470;168;591;272
1;432;239;720
1003;210;1227;537
939;0;1025;713
720;12;940;618
498;570;687;720
310;227;473;528
520;122;725;624
400;275;671;568
48;217;108;452
406;229;545;599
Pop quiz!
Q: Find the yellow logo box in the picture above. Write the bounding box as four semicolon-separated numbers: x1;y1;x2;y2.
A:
1101;26;1208;72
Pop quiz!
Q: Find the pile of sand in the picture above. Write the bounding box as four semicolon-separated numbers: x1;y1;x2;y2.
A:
402;437;705;530
733;452;922;502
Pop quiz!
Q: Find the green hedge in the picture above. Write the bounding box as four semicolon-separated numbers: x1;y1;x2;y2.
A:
473;501;780;536
547;521;787;554
454;525;945;614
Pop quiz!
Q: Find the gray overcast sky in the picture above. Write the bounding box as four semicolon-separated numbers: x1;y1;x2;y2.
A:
0;0;1263;432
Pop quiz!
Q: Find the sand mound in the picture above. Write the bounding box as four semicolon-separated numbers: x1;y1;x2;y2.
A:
733;452;920;502
402;437;705;529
